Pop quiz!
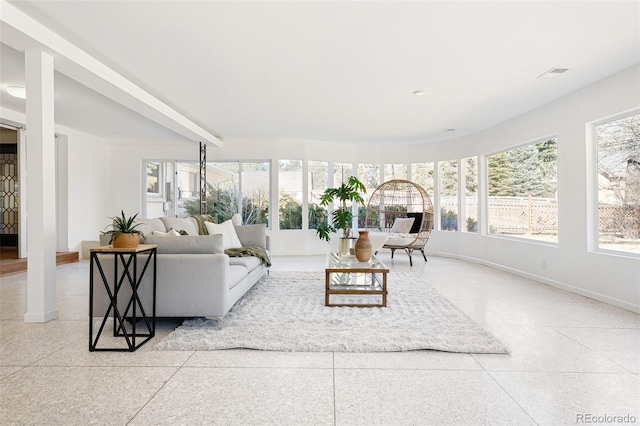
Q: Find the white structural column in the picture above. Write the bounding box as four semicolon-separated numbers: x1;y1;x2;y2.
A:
24;50;58;323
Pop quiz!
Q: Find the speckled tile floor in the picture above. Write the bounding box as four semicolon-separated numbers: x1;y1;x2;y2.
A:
1;254;638;425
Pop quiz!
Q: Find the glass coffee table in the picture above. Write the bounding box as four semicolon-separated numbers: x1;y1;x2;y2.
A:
325;252;389;307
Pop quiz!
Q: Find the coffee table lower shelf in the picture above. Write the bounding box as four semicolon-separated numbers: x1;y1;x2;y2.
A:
325;291;387;308
324;253;389;308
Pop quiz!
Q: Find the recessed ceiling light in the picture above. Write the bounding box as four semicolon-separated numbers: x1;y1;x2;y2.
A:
7;86;26;99
413;90;426;96
537;68;570;79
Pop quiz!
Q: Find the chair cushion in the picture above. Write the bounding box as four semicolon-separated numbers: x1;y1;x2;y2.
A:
385;234;418;247
369;232;390;252
407;212;423;233
390;217;415;233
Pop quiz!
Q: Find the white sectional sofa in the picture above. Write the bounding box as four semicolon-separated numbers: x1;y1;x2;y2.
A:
93;216;270;319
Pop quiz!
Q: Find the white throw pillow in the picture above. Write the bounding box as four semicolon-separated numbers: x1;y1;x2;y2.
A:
152;228;181;237
389;217;415;233
205;220;243;250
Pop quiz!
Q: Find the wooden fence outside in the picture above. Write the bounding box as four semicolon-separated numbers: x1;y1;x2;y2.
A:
487;196;557;235
440;196;640;238
599;204;640;239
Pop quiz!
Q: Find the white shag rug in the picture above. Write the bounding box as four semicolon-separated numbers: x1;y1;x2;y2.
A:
154;271;508;353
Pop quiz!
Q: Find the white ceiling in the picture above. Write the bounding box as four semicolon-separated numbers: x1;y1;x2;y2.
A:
0;43;186;139
1;1;639;144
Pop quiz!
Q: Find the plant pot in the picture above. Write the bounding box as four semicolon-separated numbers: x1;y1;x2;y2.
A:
112;233;140;249
338;237;357;256
354;230;373;262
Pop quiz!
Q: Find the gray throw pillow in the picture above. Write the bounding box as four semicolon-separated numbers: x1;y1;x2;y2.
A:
158;217;199;236
234;224;267;249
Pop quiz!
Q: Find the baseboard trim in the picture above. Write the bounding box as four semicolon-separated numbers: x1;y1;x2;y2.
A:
24;309;59;323
0;252;79;276
427;251;640;314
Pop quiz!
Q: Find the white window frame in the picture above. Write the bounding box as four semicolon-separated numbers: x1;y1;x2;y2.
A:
145;161;163;197
484;135;559;246
589;108;640;258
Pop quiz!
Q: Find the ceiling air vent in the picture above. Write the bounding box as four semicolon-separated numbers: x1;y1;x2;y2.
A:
538;68;570;79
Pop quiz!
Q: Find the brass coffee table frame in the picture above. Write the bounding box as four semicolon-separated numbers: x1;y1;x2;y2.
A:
325;252;389;307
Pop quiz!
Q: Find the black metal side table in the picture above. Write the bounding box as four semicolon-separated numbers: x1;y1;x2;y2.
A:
89;244;157;352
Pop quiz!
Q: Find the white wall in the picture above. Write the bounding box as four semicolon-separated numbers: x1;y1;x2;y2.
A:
106;138;200;222
104;65;640;312
65;127;109;256
413;64;640;313
0;108;110;258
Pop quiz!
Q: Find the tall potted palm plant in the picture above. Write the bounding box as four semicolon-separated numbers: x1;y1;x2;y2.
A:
316;176;366;254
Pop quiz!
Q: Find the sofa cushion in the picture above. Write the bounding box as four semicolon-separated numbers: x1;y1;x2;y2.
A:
152;229;181;237
99;233;111;246
229;255;262;272
129;218;165;241
144;234;223;254
205;220;242;250
234;223;267;249
228;265;249;290
159;217;199;236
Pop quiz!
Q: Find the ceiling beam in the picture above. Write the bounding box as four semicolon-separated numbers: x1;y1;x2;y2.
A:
0;0;222;147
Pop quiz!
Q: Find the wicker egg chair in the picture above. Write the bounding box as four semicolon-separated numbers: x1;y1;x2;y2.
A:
364;179;434;266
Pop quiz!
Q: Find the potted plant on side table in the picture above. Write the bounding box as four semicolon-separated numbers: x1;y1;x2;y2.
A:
315;176;367;256
101;210;145;249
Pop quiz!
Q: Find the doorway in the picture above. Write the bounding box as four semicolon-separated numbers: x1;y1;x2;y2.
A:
0;127;19;260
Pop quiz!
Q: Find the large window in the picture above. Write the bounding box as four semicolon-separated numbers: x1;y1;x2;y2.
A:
595;112;640;254
146;162;160;195
308;161;328;230
463;157;478;233
144;160;270;226
279;160;302;230
144;161;175;218
439;160;458;231
144;160;229;220
198;162;240;223
384;163;407;181
333;162;353;187
239;161;270;225
357;163;381;227
332;163;355;229
411;162;434;196
487;138;558;242
357;163;381;192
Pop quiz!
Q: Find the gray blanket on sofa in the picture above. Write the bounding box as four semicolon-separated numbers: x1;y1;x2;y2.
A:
192;214;216;235
225;246;272;267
